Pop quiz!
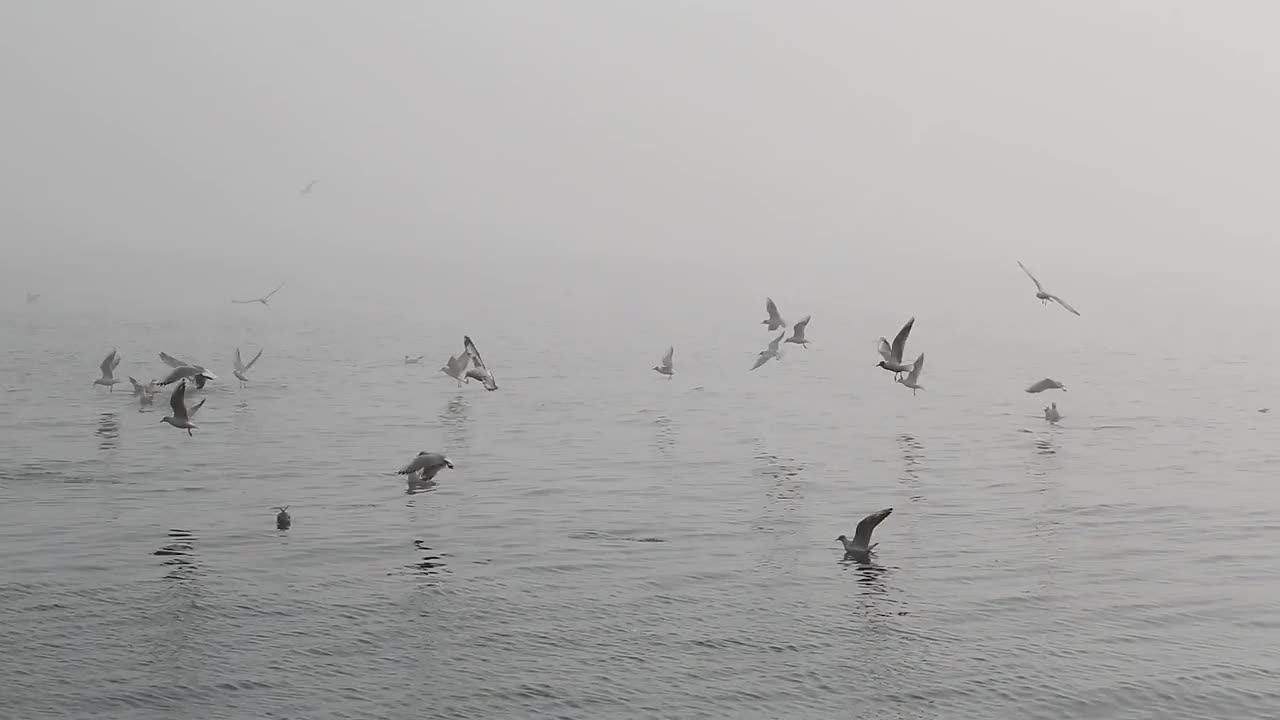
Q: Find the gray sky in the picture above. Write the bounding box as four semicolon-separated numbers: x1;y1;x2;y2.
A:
3;2;1279;297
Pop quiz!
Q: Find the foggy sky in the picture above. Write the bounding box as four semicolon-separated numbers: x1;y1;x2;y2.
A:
3;2;1279;298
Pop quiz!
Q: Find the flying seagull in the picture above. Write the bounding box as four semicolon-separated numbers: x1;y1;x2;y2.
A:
1025;378;1067;393
463;336;498;391
233;347;264;387
300;180;319;195
158;364;216;387
1044;402;1062;424
876;317;916;379
440;352;470;385
897;352;925;395
762;297;787;331
836;507;893;560
785;315;811;347
653;346;674;378
161;381;198;436
232;282;286;306
94;349;122;391
751;330;786;371
275;506;291;529
397;452;454;483
25;292;39;303
404;355;425;365
1017;261;1080;316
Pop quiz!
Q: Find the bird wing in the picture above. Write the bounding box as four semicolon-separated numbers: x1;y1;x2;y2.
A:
463;336;498;390
233;348;245;373
111;353;121;371
169;382;189;420
891;317;915;363
244;348;264;371
750;353;771;371
129;376;144;394
767;330;785;352
160;352;187;369
852;507;893;547
264;282;286;300
100;349;117;376
188;398;206;418
1047;294;1080;316
1025;378;1057;393
792;315;810;338
765;297;785;325
877;338;894;363
661;346;674;368
1017;261;1046;293
906;353;924;384
159;366;196;386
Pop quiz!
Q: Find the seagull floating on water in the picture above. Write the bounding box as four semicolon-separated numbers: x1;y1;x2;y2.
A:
94;349;122;391
397;452;454;483
897;353;925;395
275;506;291;529
1025;378;1067;393
161;381;198;436
1017;261;1080;316
751;330;785;371
761;297;787;331
440;352;469;385
653;347;674;378
232;282;286;307
233;347;264;387
877;317;916;379
463;336;498;391
837;508;893;561
1044;402;1062;424
785;316;811;348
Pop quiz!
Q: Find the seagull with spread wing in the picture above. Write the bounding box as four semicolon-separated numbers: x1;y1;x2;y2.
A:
161;381;198;436
440;351;470;385
233;347;264;387
751;331;786;371
463;336;498;391
876;317;916;379
837;508;894;561
653;347;674;378
1017;261;1080;316
897;353;925;395
232;282;286;306
93;349;122;391
785;315;811;347
761;297;787;331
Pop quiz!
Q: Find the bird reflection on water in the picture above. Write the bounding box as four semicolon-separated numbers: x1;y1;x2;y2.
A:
95;412;119;451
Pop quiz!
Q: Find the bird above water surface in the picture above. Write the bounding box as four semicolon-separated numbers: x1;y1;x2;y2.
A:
837;508;894;561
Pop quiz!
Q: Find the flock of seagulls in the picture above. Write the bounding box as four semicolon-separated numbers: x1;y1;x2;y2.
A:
80;261;1079;551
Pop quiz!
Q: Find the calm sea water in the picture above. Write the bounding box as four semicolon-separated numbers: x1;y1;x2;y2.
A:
3;264;1280;719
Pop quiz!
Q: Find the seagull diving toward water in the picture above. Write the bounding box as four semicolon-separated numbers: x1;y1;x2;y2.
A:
232;282;286;307
876;317;916;379
159;352;214;385
761;297;787;330
94;349;122;391
233;347;264;387
161;381;198;436
440;352;470;385
275;506;291;529
300;180;319;196
897;353;925;395
463;336;498;391
397;452;454;483
751;330;786;371
1025;378;1067;394
785;315;812;348
1044;402;1062;424
1017;261;1080;316
653;346;674;378
837;508;894;561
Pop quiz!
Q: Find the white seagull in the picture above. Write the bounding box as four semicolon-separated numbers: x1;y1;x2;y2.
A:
761;297;787;330
233;347;264;387
877;317;916;378
129;376;156;406
158;365;216;387
785;315;811;347
1025;378;1067;393
751;331;786;371
161;381;198;436
653;347;674;378
1017;261;1080;316
837;508;894;560
463;336;498;391
397;452;454;483
94;349;122;391
1044;402;1062;424
232;282;286;307
440;352;470;385
897;353;925;395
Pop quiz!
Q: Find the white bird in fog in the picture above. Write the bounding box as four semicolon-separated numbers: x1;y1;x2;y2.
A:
128;376;156;406
405;355;424;365
897;353;925;395
233;347;264;387
876;317;916;379
785;315;811;348
300;180;319;195
396;452;454;483
161;381;198;436
1025;378;1067;394
653;346;674;378
462;336;498;391
751;331;785;371
232;282;286;307
761;297;787;331
440;352;470;385
1044;402;1062;424
94;349;122;391
837;507;894;560
1017;261;1080;316
158;365;216;387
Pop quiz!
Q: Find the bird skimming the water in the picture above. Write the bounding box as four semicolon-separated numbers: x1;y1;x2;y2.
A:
397;452;454;483
233;347;264;387
1044;402;1062;424
837;508;893;561
161;382;198;436
441;352;469;385
94;349;121;391
897;353;925;395
463;336;498;391
1025;378;1066;394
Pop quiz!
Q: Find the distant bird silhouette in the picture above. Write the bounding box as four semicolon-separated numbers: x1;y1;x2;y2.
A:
300;180;319;195
25;292;39;303
232;282;286;306
1017;261;1080;316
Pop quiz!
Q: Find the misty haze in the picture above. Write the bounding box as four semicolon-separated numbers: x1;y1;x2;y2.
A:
3;3;1280;718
